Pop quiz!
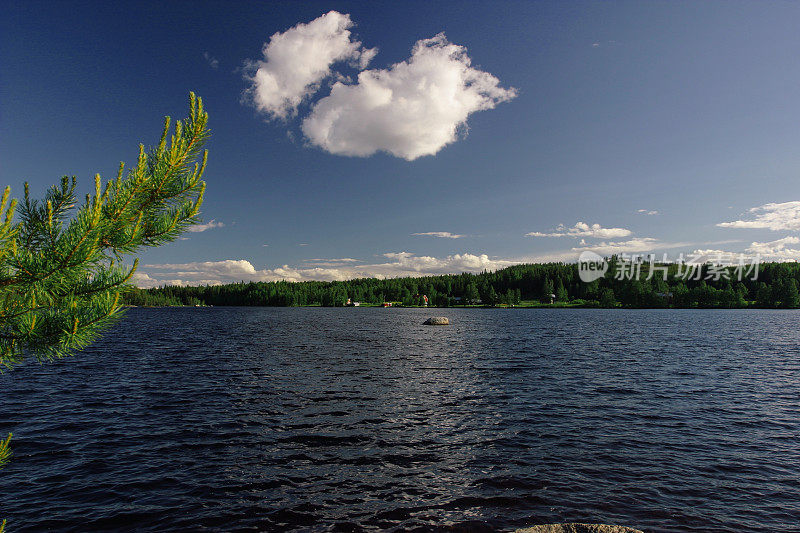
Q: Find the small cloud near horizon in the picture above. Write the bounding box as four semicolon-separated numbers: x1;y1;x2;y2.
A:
302;258;360;263
637;209;659;216
133;236;765;288
591;40;618;49
187;219;224;233
718;201;800;231
526;222;632;239
302;258;361;267
135;252;520;288
693;236;800;262
411;231;465;239
203;51;219;69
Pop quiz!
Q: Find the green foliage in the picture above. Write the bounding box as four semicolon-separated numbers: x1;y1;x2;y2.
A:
127;260;800;310
320;284;347;307
541;277;554;300
482;285;498;306
0;433;10;470
1;93;210;369
781;278;799;308
555;281;568;302
599;288;617;308
464;282;480;304
0;432;9;531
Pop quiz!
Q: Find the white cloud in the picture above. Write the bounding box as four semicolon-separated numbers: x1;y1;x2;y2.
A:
135;238;751;288
302;258;361;267
203;51;219;69
689;249;734;259
746;236;800;260
244;11;375;120
717;201;800;231
572;238;721;256
677;250;756;266
144;259;259;277
526;222;632;239
374;252;514;276
187;219;224;233
303;257;360;262
357;46;378;70
131;271;157;286
411;231;465;239
683;237;800;264
571;237;660;255
301;32;517;160
135;252;519;287
132;269;224;289
637;209;659;215
746;236;799;254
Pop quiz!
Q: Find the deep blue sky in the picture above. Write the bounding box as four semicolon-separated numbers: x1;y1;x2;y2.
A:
3;1;800;285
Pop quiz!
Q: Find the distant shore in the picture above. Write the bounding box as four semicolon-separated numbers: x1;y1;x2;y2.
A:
123;301;788;310
123;261;800;310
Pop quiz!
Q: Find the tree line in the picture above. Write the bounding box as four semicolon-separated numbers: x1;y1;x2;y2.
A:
123;260;800;309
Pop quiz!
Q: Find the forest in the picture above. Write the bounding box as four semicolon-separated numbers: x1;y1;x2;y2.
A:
122;260;800;309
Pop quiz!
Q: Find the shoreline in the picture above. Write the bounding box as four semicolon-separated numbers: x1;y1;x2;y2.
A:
123;303;794;310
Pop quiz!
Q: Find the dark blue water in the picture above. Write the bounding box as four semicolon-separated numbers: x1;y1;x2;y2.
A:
2;308;800;532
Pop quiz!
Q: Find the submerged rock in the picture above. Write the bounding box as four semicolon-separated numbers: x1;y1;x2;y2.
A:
423;317;450;325
515;524;643;533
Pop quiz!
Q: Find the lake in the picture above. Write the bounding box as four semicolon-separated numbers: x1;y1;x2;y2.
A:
2;307;799;531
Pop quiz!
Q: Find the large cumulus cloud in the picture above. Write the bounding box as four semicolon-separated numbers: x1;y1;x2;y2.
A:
301;33;517;160
244;12;516;160
244;11;376;120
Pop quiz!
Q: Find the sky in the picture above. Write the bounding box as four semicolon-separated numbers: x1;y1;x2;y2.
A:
3;1;800;287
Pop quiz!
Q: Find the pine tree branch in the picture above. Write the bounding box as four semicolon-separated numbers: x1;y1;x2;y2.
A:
0;93;210;368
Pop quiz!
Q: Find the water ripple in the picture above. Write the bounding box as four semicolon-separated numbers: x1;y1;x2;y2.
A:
2;308;800;531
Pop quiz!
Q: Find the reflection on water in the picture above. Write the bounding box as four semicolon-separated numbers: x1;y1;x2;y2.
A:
2;307;800;532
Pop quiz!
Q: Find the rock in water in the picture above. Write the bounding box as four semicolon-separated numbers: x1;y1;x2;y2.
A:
515;524;643;533
423;317;450;325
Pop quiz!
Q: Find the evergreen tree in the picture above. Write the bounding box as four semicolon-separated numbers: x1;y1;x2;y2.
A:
756;282;773;308
695;282;719;308
555;280;568;302
400;287;413;306
541;277;554;300
503;288;514;305
733;288;748;308
719;285;736;309
672;283;689;307
735;282;750;303
0;93;210;369
464;282;479;304
781;278;800;308
485;286;498;306
599;288;616;308
126;259;800;310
